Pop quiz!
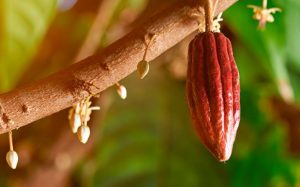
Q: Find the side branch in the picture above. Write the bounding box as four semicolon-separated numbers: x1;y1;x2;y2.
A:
0;0;237;134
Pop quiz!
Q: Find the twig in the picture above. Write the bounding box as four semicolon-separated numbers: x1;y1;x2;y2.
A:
74;0;121;62
205;0;213;32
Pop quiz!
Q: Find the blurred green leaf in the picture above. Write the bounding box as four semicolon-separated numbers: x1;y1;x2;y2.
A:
285;0;300;69
81;67;229;187
224;0;296;101
0;0;57;91
230;125;295;187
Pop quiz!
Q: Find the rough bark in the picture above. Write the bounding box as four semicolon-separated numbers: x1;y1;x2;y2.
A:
0;0;237;134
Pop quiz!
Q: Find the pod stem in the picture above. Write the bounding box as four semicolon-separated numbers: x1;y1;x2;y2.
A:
205;0;221;32
205;0;213;32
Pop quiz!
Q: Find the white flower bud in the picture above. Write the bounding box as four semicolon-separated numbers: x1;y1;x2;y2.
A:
117;85;127;99
70;113;81;133
75;102;81;113
68;108;74;120
6;150;18;169
77;125;90;144
137;60;149;79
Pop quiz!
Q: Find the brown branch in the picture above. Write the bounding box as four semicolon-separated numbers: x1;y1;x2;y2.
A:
0;0;237;134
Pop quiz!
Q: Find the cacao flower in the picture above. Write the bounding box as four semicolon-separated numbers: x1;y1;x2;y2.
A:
186;32;240;161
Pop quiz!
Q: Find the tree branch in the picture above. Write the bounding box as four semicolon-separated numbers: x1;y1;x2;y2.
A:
0;0;237;134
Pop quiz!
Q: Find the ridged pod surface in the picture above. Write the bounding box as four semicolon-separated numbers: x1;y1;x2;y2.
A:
186;32;240;161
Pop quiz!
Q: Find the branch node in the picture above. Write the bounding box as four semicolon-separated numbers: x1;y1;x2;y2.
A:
22;104;29;113
100;62;111;72
2;113;14;128
71;78;99;101
144;33;156;45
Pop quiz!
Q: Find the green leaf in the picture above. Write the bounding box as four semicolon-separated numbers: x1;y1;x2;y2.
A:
224;0;295;101
0;0;57;91
285;1;300;69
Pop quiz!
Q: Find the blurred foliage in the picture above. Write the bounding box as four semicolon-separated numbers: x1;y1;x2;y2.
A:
1;0;300;187
0;0;57;91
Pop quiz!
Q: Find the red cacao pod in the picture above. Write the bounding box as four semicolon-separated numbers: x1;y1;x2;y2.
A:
186;32;240;161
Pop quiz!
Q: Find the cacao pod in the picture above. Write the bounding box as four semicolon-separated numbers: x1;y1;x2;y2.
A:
186;32;240;162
